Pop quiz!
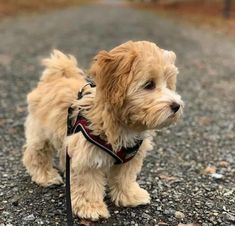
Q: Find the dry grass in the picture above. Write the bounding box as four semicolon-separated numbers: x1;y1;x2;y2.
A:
128;0;235;38
0;0;95;18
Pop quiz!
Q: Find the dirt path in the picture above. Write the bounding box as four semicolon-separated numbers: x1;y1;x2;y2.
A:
0;3;235;226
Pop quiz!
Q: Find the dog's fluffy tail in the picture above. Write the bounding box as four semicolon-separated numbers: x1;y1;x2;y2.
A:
40;50;84;82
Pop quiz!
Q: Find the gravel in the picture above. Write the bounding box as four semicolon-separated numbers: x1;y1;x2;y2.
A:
0;2;235;226
174;211;185;220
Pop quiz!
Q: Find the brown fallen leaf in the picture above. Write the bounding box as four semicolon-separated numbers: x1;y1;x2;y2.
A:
158;221;169;226
8;128;17;134
159;175;178;182
0;53;12;66
219;161;229;168
204;166;216;174
0;118;6;126
192;59;205;70
16;106;26;113
197;116;213;126
178;223;196;226
80;219;95;226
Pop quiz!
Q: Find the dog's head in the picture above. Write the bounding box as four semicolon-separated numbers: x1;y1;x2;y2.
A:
90;41;184;130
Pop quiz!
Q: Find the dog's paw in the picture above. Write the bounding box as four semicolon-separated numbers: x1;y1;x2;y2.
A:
72;200;110;221
111;183;150;207
32;169;63;187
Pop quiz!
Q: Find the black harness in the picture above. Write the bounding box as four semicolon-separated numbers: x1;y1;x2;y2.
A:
65;82;142;225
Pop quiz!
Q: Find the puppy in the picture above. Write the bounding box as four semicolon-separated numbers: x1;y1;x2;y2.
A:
23;41;184;220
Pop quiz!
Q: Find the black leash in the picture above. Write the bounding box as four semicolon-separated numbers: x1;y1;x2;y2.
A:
66;106;74;226
66;152;88;226
66;150;74;226
65;81;96;226
67;113;87;226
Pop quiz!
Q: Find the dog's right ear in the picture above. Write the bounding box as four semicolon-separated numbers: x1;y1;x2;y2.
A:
89;50;115;78
90;48;137;107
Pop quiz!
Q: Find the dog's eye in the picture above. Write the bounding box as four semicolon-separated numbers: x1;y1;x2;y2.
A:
144;80;156;90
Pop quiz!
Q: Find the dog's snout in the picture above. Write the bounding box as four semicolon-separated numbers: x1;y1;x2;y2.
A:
170;102;180;113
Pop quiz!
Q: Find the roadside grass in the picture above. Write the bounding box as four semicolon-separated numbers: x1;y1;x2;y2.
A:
0;0;95;18
128;1;235;38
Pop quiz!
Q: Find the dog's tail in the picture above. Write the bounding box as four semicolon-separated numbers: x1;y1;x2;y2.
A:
40;50;84;82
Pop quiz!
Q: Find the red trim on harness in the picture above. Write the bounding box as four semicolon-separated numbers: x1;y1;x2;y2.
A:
68;113;142;164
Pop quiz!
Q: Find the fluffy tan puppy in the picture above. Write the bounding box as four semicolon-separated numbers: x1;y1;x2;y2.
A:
23;41;184;220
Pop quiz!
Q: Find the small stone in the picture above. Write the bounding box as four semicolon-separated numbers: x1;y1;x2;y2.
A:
36;219;44;225
226;213;235;222
175;211;185;219
11;196;20;206
6;224;13;226
12;200;18;206
211;173;223;179
23;214;35;221
224;189;234;196
114;210;119;214
131;212;136;217
142;213;151;219
3;211;10;215
163;209;174;216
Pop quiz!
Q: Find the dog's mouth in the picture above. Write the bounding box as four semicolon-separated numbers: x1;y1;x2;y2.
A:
155;104;184;129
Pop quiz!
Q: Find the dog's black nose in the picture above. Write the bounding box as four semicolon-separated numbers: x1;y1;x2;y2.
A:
170;102;180;113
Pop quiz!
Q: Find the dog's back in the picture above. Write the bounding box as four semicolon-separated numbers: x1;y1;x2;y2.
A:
23;51;88;185
27;50;87;138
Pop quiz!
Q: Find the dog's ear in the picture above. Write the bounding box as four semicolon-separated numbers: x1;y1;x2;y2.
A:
90;48;137;107
163;50;176;65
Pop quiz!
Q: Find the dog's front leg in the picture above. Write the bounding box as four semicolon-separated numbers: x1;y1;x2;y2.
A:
70;166;110;221
108;138;153;207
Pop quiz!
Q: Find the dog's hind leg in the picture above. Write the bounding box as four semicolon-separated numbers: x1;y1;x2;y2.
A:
22;116;63;187
108;138;153;207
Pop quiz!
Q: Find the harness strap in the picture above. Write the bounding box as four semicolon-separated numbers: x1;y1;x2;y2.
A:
65;81;142;225
72;116;143;164
74;121;123;164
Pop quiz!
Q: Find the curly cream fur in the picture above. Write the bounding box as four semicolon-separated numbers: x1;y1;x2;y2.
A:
23;41;183;221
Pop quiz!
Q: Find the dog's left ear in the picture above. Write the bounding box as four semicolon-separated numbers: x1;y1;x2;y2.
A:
90;47;137;107
163;50;176;65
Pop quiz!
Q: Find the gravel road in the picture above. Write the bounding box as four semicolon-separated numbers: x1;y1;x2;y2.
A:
0;3;235;226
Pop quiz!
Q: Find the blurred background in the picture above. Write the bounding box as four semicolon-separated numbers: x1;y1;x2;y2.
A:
129;0;235;36
0;1;235;226
0;0;234;35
